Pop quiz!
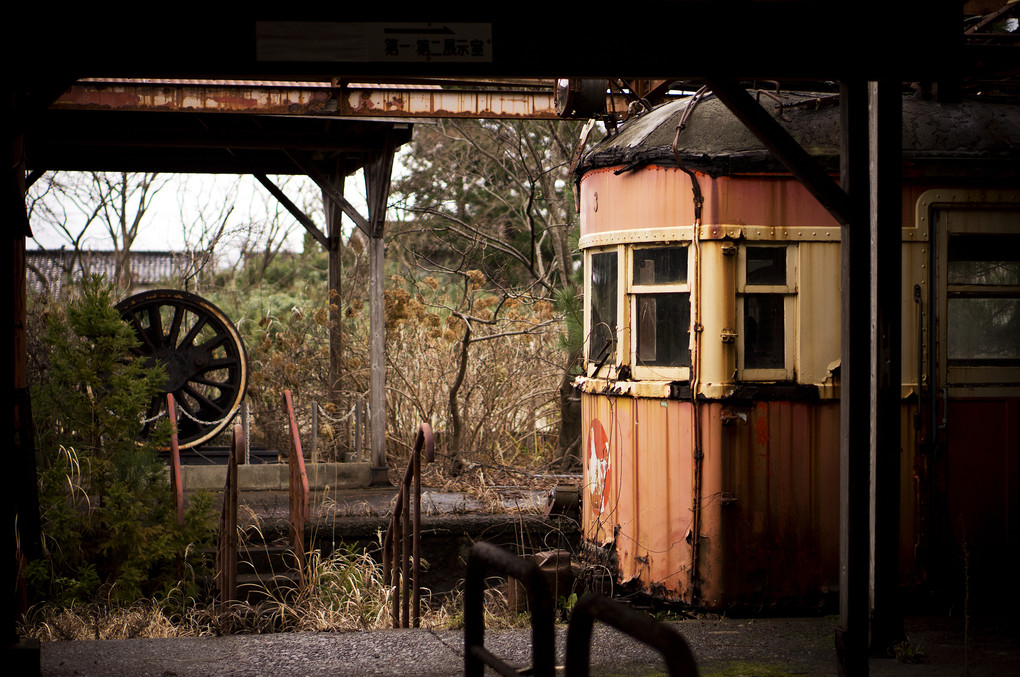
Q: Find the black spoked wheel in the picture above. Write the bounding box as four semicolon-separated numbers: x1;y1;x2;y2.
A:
116;289;248;449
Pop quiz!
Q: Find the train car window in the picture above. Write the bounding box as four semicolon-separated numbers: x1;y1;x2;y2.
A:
630;245;692;376
738;244;797;379
946;233;1020;364
633;247;688;285
744;293;785;369
636;294;692;366
745;246;786;285
587;250;618;368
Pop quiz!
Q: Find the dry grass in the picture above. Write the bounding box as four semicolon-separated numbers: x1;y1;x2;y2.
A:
19;552;533;640
241;546;393;633
22;546;394;639
22;601;186;641
420;583;534;632
20;453;578;641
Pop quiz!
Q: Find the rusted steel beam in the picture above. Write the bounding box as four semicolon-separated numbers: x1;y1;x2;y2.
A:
52;80;566;119
52;78;645;120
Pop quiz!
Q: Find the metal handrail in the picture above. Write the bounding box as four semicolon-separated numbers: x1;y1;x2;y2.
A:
217;423;243;608
283;390;309;584
166;393;184;527
382;423;434;628
565;593;699;677
464;542;556;677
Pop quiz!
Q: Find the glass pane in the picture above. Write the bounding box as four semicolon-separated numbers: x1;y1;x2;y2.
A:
636;293;691;367
589;251;618;363
746;247;787;286
948;297;1020;361
744;294;785;370
633;247;687;285
948;234;1020;286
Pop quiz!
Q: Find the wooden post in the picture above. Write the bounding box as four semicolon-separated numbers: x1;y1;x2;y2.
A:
241;401;250;465
324;167;345;412
355;397;365;461
369;232;387;483
365;132;397;485
311;402;319;463
12;136;42;648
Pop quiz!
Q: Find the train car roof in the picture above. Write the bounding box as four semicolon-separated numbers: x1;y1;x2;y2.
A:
577;89;1020;179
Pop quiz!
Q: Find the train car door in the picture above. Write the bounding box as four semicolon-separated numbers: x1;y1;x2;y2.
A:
926;197;1020;610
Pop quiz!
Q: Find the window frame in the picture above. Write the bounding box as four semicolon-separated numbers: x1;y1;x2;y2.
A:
736;243;798;381
627;243;694;381
584;246;623;378
937;207;1020;388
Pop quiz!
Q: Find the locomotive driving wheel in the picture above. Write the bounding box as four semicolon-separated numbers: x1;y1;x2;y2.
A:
116;289;248;449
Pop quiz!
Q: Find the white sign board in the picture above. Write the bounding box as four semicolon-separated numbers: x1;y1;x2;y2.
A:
256;22;493;63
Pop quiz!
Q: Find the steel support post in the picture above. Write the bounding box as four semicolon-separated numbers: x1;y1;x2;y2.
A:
837;80;872;677
869;80;904;654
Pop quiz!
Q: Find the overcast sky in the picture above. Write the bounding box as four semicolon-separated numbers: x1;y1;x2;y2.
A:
27;171;371;259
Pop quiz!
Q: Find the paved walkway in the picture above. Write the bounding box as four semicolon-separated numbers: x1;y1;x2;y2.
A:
37;614;1020;676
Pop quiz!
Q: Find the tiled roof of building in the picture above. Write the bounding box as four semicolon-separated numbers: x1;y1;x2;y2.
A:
26;250;211;297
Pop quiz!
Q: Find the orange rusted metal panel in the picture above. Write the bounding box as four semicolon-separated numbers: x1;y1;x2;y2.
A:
583;392;696;602
584;392;842;610
701;176;840;229
579;168;840;239
699;400;841;610
579;166;700;236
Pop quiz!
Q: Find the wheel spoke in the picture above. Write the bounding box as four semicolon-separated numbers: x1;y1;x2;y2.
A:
125;313;156;353
181;383;227;418
145;305;165;347
167;303;185;349
199;355;243;372
179;315;209;350
189;375;239;396
171;390;202;430
197;333;231;355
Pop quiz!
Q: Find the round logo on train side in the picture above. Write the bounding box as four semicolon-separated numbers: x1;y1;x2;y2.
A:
586;419;611;517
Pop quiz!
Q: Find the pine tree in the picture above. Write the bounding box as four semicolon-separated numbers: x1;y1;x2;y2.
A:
27;277;213;604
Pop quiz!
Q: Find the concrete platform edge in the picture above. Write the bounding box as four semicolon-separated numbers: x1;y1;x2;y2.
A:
179;462;372;492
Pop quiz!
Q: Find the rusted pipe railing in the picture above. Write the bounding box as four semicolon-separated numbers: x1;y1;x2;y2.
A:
382;423;434;628
217;423;243;608
283;390;309;582
565;593;699;677
464;542;556;677
166;393;184;527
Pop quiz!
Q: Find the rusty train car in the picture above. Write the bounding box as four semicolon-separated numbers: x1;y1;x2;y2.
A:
575;89;1019;611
